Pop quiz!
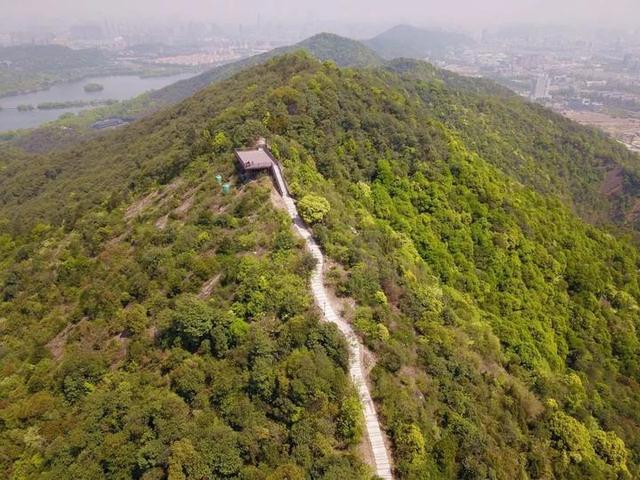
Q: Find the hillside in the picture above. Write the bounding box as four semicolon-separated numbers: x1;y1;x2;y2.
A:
365;24;474;60
10;33;639;239
384;58;640;230
1;52;640;479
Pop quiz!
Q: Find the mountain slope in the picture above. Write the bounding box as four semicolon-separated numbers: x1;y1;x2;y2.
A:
1;53;640;479
384;58;640;231
0;57;373;478
365;24;474;60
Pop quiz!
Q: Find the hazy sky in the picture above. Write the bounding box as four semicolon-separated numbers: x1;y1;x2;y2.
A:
2;0;639;29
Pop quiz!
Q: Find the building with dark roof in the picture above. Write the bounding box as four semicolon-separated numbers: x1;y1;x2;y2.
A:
234;137;276;171
234;138;289;195
234;147;274;171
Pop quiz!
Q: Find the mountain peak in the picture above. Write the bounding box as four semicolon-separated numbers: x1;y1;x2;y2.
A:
145;33;380;106
296;32;382;67
366;24;474;59
302;32;349;42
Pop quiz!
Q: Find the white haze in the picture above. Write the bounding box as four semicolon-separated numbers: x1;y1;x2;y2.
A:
2;0;639;30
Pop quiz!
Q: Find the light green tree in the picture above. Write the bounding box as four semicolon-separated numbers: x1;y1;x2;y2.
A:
168;439;209;480
337;394;364;445
211;131;232;154
122;304;148;335
172;296;213;348
298;194;330;224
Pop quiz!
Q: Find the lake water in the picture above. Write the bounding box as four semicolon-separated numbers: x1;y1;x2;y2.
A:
0;72;195;132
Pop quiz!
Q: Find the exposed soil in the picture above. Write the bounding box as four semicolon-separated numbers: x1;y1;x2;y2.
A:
125;190;159;221
155;214;169;230
46;323;75;360
108;333;130;370
198;274;222;299
627;198;640;222
46;317;94;360
601;166;624;197
125;178;183;221
175;185;201;217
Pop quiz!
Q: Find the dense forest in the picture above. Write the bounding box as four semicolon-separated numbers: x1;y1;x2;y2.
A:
1;51;640;479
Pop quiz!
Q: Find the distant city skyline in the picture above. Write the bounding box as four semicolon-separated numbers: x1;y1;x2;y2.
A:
2;0;640;31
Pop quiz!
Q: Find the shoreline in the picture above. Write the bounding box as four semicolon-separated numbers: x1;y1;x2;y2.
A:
0;67;200;100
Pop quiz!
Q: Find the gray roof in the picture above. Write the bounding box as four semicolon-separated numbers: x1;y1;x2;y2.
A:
235;148;274;171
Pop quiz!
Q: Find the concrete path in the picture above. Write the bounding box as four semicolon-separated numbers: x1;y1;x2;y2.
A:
271;163;394;479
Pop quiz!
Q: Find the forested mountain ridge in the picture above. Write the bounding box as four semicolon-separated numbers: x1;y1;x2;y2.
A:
0;45;109;97
0;44;108;72
383;58;640;231
0;44;184;98
7;34;640;236
1;52;640;479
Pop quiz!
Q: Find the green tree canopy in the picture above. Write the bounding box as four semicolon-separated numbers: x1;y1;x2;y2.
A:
298;194;330;224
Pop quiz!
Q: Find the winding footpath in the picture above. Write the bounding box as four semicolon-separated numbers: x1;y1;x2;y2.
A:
271;163;394;480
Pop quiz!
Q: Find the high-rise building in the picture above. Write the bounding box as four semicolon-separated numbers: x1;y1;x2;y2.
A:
530;73;551;101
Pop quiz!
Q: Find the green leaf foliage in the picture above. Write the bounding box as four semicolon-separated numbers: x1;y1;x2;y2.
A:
298;194;331;224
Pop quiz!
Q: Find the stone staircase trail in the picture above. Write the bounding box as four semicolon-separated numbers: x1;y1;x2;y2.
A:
271;162;394;480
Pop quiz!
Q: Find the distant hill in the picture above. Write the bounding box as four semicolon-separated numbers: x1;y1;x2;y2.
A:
0;44;109;72
0;45;111;97
295;32;382;67
1;33;382;151
365;24;474;59
0;44;185;98
146;33;382;105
